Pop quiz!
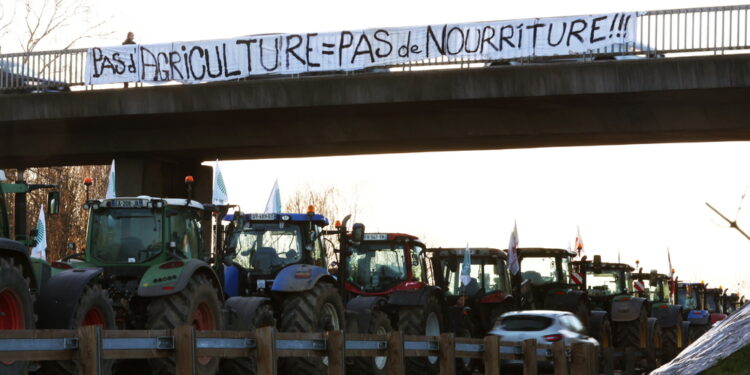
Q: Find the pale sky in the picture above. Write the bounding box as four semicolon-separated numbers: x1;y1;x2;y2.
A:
5;0;750;296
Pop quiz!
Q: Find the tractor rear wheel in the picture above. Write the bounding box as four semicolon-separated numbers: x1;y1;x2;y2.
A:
220;298;275;375
146;274;223;375
279;282;344;375
349;310;391;375
661;324;679;363
39;284;116;375
689;323;710;342
0;258;35;375
398;294;442;375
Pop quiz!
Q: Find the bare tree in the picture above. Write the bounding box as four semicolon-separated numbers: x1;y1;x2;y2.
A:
18;0;111;53
4;165;108;261
0;1;17;46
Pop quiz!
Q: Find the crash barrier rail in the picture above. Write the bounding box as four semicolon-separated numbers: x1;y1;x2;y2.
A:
1;4;749;92
0;326;601;375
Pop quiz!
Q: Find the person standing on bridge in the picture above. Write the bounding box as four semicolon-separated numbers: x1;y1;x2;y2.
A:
122;32;136;88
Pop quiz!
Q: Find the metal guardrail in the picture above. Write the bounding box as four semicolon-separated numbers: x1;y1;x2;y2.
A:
1;4;749;92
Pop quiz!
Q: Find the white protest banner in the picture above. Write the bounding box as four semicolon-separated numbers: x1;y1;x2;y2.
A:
86;12;639;85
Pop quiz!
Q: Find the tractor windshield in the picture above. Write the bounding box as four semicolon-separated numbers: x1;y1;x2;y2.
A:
521;256;568;285
89;208;163;263
443;257;507;297
230;223;303;274
587;269;627;296
347;242;407;292
705;294;718;312
677;287;701;310
644;278;668;302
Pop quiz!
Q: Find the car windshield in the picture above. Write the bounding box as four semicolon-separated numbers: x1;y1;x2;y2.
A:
499;315;554;331
521;256;561;285
444;256;507;296
89;208;162;263
230;223;303;274
587;270;624;296
347;241;407;292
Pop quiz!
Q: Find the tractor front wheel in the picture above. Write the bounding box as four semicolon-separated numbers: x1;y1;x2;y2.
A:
398;294;442;375
220;298;275;375
146;274;223;375
661;324;680;363
0;258;35;375
349;310;392;375
689;323;710;342
40;284;116;375
279;282;344;375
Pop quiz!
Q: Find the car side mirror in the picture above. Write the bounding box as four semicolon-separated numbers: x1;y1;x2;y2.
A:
48;191;60;215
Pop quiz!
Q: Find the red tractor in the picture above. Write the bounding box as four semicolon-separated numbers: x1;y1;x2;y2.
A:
337;231;444;375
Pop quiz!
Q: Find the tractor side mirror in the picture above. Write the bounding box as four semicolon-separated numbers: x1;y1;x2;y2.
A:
448;255;458;272
593;255;602;274
649;269;658;284
351;223;365;243
48;191;60;215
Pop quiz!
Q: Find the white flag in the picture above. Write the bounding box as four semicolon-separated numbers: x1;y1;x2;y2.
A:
460;244;472;286
508;221;520;275
105;159;116;199
30;205;47;261
264;179;281;213
575;225;584;258
212;160;229;205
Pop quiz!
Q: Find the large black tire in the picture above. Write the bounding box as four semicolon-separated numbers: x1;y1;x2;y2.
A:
0;258;35;375
348;310;392;375
220;298;275;375
661;324;679;363
146;274;223;375
646;319;663;370
455;314;475;375
574;299;590;330
689;323;710;342
278;282;345;375
39;284;116;375
398;294;443;375
614;306;648;349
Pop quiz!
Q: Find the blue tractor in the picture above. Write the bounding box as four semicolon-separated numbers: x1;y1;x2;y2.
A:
219;207;345;375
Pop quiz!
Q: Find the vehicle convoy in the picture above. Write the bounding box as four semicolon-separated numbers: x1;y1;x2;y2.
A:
704;287;729;324
427;247;514;337
219;207;345;375
632;268;688;361
336;231;445;375
511;248;611;347
57;177;222;374
0;170;116;375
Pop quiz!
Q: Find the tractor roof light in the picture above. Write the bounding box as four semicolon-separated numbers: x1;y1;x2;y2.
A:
83;177;93;186
184;176;194;184
334;220;341;228
307;205;315;214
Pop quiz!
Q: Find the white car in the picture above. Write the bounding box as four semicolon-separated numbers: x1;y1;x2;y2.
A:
489;310;599;368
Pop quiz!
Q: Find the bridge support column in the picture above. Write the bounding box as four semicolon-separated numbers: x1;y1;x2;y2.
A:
114;158;212;202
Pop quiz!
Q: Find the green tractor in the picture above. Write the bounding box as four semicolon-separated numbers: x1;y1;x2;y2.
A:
511;248;612;347
58;177;223;374
632;267;688;362
0;169;116;375
574;257;662;370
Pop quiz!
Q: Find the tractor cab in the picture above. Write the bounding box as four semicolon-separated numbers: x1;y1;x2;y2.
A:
723;293;743;314
514;248;577;307
428;247;514;334
704;287;728;324
344;233;427;295
676;282;706;312
573;259;634;311
222;210;329;296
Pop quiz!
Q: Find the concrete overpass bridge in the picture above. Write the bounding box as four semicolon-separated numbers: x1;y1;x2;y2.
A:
1;5;750;199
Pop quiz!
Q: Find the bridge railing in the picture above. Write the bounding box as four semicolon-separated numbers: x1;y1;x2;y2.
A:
1;4;749;92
